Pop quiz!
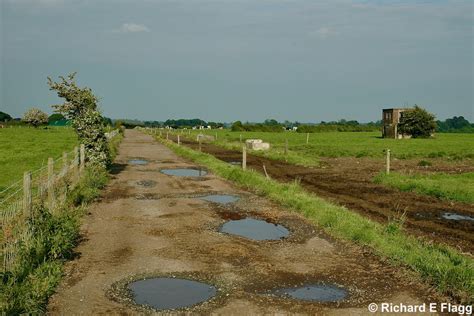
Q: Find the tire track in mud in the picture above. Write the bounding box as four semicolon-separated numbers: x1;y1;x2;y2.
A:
176;136;474;254
47;130;445;314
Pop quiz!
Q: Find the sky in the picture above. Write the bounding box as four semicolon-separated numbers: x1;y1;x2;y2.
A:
1;0;473;122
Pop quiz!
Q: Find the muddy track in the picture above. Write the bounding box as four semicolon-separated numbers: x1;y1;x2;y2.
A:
177;136;474;254
47;130;444;314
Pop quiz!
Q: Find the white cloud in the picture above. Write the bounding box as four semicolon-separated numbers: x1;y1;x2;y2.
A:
120;23;150;33
309;27;339;39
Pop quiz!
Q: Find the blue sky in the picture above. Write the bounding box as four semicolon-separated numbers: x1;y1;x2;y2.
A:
1;0;473;122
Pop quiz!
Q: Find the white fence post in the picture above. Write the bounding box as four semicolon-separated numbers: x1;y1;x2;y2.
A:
23;172;32;217
242;146;247;170
386;149;391;175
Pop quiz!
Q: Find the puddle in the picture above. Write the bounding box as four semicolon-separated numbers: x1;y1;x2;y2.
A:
160;168;207;177
442;212;474;222
136;180;157;187
220;218;289;241
128;277;216;310
273;284;347;302
228;161;241;166
199;194;240;204
129;159;148;165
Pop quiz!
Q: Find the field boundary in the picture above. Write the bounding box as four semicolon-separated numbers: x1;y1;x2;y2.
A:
1;144;86;272
147;129;474;303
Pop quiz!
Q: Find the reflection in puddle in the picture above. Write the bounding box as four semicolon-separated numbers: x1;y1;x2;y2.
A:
128;277;216;310
274;284;347;302
220;218;289;241
160;168;207;177
129;159;148;165
442;212;474;222
199;194;240;204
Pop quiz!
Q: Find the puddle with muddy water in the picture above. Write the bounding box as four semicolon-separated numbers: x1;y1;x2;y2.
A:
128;277;216;310
199;194;240;204
221;218;289;240
442;212;474;222
160;168;207;177
273;284;347;302
129;159;148;165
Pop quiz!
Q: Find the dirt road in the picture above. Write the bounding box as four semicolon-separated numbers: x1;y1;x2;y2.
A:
177;137;474;254
48;130;441;314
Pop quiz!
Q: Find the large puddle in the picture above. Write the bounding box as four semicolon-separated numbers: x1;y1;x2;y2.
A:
442;212;474;222
273;284;348;302
128;278;216;310
160;168;207;177
220;218;289;241
199;194;240;204
129;159;148;165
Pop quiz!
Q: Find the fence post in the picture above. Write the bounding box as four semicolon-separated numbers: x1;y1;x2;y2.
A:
306;133;309;144
48;157;55;209
386;149;391;175
285;139;288;155
23;171;32;217
177;135;181;146
73;146;79;183
80;144;85;175
62;152;68;175
242;146;247;170
166;132;169;140
240;134;242;143
215;132;218;141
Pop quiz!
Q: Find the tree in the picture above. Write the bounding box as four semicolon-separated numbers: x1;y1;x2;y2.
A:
22;108;49;127
0;111;12;122
48;73;110;167
398;105;436;138
48;113;65;123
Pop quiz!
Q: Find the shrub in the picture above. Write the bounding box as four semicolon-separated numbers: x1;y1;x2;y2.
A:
22;108;48;127
398;106;436;138
48;73;111;167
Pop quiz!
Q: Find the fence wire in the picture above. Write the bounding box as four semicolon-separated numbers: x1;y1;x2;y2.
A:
0;147;82;272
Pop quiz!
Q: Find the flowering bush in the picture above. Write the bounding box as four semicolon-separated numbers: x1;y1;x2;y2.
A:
22;108;48;127
48;73;111;167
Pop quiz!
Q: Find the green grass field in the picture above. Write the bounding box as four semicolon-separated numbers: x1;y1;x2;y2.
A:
190;130;474;160
0;127;78;192
375;172;474;204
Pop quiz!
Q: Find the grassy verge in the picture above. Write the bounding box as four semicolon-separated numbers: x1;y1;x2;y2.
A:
375;172;474;204
0;132;122;314
158;136;474;303
0;166;108;314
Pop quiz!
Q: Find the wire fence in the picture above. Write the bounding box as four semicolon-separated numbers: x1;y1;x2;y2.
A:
0;144;86;272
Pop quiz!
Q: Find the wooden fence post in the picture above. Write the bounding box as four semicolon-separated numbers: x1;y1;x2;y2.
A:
215;132;218;141
62;152;68;174
306;133;309;144
23;171;32;217
73;146;79;183
80;144;85;175
166;132;169;140
285;139;288;155
242;146;247;170
48;157;55;209
240;134;242;143
386;149;391;175
177;135;181;146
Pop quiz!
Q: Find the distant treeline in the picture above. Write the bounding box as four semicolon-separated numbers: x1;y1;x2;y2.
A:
436;116;474;133
231;119;381;132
